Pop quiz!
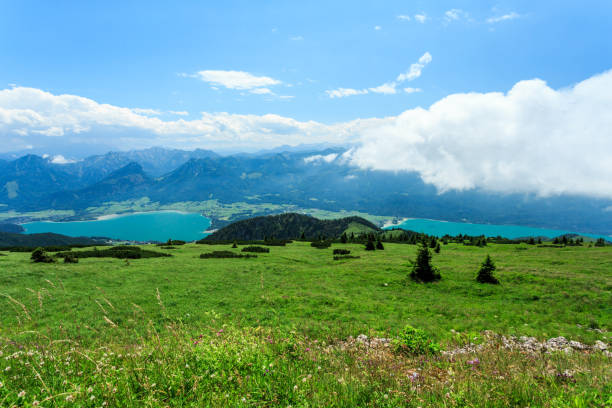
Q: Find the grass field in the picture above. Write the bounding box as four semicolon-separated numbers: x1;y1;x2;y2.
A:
0;242;610;406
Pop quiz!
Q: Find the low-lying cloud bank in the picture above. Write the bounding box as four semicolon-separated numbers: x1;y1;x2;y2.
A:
1;69;612;198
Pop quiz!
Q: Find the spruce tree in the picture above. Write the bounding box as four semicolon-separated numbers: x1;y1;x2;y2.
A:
340;233;348;244
410;241;441;283
365;239;376;251
476;255;499;284
376;239;384;250
434;242;441;253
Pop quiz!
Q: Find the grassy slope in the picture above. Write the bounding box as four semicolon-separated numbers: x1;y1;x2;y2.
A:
0;242;610;407
1;242;610;343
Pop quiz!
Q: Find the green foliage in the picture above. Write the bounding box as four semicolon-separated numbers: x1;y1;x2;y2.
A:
376;240;384;250
434;242;441;253
595;238;606;247
410;242;441;282
200;251;257;259
310;240;332;249
63;252;79;263
365;239;376;251
56;246;170;260
333;248;351;255
394;325;441;355
476;255;499;284
30;247;54;263
241;246;270;253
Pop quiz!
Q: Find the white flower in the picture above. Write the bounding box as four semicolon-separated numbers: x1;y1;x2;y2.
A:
87;386;94;393
4;366;10;372
18;390;26;398
293;385;298;391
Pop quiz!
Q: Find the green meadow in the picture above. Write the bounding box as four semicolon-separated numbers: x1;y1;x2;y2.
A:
0;242;610;406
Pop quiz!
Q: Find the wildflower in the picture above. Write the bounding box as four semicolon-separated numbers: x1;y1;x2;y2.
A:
242;397;246;402
87;386;94;393
4;366;10;372
18;390;26;398
90;395;95;401
467;358;480;367
0;381;3;388
305;347;310;352
383;394;389;399
66;394;74;402
33;401;40;406
302;377;307;383
293;385;298;391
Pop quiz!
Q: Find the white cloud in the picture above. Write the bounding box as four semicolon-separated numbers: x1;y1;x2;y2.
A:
326;52;431;98
347;70;612;198
487;12;521;24
374;26;381;31
249;88;273;95
169;110;189;116
396;52;432;82
290;35;303;41
326;88;369;98
50;155;76;164
304;153;338;164
444;9;467;22
414;13;427;23
193;70;281;93
397;15;411;21
404;87;422;94
131;108;162;116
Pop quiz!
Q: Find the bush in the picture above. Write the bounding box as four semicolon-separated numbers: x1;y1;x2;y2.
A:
365;240;375;251
200;251;257;259
333;249;351;255
394;325;440;355
63;252;79;263
476;255;499;284
56;247;170;260
594;238;606;247
31;247;54;263
310;241;331;249
434;243;441;253
376;240;384;250
241;246;270;253
409;242;441;283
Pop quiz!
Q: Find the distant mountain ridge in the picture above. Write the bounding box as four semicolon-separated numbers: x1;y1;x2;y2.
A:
0;232;105;248
204;213;379;241
0;147;611;235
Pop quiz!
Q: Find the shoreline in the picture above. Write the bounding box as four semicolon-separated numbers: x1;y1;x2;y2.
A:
95;210;193;221
381;217;409;229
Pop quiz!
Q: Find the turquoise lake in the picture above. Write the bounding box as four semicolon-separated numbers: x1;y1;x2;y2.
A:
23;212;211;242
387;218;610;240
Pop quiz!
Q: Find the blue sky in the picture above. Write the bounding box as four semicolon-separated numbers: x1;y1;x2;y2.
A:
1;1;612;198
2;0;611;122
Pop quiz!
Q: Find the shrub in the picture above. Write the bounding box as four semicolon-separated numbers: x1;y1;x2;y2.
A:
594;238;606;247
393;325;441;355
365;240;375;251
476;255;499;284
232;241;238;248
31;247;54;263
200;251;256;259
63;252;79;263
241;246;270;253
409;242;441;282
434;243;441;253
56;247;170;260
376;240;384;250
333;249;351;255
310;241;331;249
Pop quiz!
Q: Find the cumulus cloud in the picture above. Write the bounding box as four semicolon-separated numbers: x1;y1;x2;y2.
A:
397;15;411;21
347;70;612;198
487;12;521;24
326;52;431;98
50;155;76;164
404;87;422;94
444;9;468;22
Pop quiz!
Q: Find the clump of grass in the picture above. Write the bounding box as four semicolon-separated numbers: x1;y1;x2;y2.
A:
394;325;441;355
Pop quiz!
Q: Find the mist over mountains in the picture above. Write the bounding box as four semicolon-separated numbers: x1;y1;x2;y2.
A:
1;147;611;235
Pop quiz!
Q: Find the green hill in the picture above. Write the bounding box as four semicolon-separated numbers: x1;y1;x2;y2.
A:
203;212;379;241
0;231;104;248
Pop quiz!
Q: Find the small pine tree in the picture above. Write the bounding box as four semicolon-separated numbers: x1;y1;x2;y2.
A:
429;237;437;248
340;233;348;244
300;232;306;240
376;240;384;250
434;242;441;253
31;247;54;263
410;241;441;283
365;239;376;251
594;238;606;247
232;240;238;249
476;255;499;284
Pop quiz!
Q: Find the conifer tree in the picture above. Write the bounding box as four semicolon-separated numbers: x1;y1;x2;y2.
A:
340;233;348;244
476;255;499;284
434;242;441;253
365;238;376;251
376;239;384;250
409;240;441;283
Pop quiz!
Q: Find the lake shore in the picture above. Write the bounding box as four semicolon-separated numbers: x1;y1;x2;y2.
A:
96;209;191;221
382;217;409;229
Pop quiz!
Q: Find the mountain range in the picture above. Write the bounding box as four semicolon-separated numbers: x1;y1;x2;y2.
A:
1;147;611;235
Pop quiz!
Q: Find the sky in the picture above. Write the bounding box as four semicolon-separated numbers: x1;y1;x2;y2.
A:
1;1;612;198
